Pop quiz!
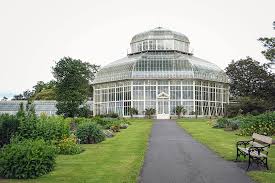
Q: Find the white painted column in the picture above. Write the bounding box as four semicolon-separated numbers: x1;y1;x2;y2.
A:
193;80;195;114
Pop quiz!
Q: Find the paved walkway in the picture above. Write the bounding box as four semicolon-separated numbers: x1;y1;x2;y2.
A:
139;120;254;183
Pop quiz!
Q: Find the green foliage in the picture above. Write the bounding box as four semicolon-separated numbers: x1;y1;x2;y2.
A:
225;57;275;100
214;112;275;136
33;88;56;100
96;113;119;118
225;97;269;117
110;125;120;132
78;105;92;118
175;106;186;118
214;118;241;130
258;22;275;62
145;108;156;119
238;112;275;136
16;102;26;119
77;122;105;144
0;114;20;147
56;135;82;155
0;139;56;179
17;113;38;140
36;115;70;141
16;115;70;142
0;119;152;183
129;107;138;117
94;117;129;130
53;57;99;117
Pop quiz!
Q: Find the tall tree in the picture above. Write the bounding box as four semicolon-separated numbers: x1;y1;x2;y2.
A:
32;80;56;100
225;57;275;99
258;21;275;62
22;90;33;100
52;57;99;117
12;94;24;100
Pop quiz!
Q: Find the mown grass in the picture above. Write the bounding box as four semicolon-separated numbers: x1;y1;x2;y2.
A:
177;118;275;183
0;119;152;183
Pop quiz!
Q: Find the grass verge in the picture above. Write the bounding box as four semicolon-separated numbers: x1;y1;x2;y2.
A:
177;118;275;183
0;119;152;183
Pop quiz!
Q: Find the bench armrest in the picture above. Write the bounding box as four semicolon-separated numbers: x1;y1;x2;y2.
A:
236;140;252;147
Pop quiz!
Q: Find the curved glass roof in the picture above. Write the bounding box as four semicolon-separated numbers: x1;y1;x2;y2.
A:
93;52;228;84
131;27;189;43
130;27;190;53
93;28;228;84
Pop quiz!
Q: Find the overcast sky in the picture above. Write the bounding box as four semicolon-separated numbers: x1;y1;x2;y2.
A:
0;0;274;98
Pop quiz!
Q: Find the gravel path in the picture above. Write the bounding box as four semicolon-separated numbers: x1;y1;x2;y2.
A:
139;119;255;183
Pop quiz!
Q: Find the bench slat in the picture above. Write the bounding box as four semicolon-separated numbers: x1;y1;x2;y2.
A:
238;147;267;158
252;133;272;144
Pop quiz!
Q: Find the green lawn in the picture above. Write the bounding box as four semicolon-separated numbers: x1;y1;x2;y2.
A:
177;119;275;183
0;119;152;183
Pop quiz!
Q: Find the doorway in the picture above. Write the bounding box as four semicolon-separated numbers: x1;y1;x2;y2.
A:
157;92;170;119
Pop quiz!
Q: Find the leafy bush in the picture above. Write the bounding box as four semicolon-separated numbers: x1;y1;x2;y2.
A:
78;105;92;118
96;113;119;118
215;112;275;136
214;118;241;130
0;114;20;147
213;118;228;128
0;139;56;179
110;125;120;132
95;118;121;129
145;108;156;119
77;122;105;144
239;112;275;136
56;134;82;155
105;113;119;118
17;114;38;140
226;119;241;130
225;97;270;117
16;115;70;141
36;115;70;141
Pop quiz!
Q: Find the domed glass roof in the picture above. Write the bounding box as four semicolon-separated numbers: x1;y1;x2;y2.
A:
130;27;190;54
131;27;189;44
93;28;228;84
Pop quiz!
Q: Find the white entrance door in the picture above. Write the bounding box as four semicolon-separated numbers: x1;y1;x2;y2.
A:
157;92;170;119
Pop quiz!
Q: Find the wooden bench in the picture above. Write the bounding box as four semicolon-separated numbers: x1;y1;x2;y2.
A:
236;133;272;170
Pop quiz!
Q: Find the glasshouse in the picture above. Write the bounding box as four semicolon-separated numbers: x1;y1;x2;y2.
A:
93;27;229;118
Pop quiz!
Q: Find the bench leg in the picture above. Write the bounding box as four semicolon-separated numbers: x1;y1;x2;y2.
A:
265;158;269;170
246;156;251;171
235;148;239;161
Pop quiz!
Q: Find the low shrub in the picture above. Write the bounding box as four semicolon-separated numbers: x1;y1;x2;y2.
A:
16;115;70;142
226;119;240;130
17;114;38;140
215;112;275;136
96;113;119;118
36;116;70;141
213;118;241;130
77;122;105;144
0;139;56;179
213;118;228;128
95;118;121;129
110;125;120;132
56;135;83;155
0;114;20;147
239;112;275;136
95;117;130;129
